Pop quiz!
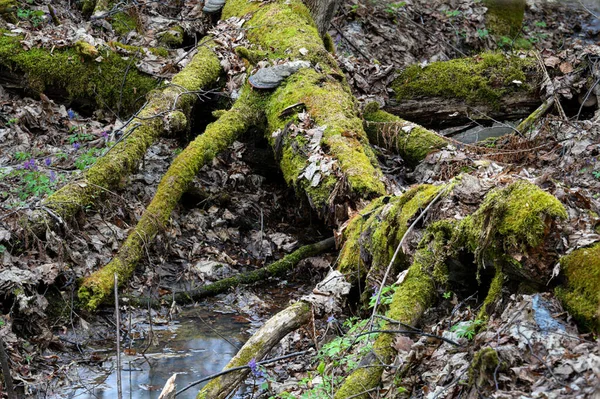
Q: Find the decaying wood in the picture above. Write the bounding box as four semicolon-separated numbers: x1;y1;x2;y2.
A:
385;92;541;127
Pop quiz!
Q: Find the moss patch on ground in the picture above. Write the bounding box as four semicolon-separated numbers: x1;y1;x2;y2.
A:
392;52;537;108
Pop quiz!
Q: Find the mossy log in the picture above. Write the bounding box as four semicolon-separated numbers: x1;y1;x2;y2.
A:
174;237;335;304
223;0;386;224
77;85;262;310
556;242;600;332
387;53;541;126
363;103;448;166
196;301;312;399
27;45;222;234
334;180;567;398
0;33;157;115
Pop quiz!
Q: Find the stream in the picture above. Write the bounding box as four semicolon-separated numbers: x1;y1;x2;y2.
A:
55;306;252;399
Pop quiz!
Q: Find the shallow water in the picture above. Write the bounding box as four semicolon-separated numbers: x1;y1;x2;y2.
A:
60;307;250;399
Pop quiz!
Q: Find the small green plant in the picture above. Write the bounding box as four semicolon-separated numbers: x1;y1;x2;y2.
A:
75;148;101;170
369;284;397;308
384;1;406;16
68;131;94;144
0;244;6;254
477;28;489;38
443;291;452;299
592;171;600;179
13;151;31;162
173;148;183;156
534;20;547;28
16;8;45;27
445;10;461;17
450;319;484;340
5;118;17;126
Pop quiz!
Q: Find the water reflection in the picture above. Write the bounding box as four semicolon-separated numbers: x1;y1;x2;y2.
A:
65;310;248;399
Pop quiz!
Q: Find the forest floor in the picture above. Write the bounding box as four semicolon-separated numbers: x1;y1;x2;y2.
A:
0;0;599;398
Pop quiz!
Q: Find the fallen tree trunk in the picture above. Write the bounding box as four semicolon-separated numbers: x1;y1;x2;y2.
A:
223;0;386;225
78;84;261;310
0;34;157;115
27;44;222;235
386;53;541;126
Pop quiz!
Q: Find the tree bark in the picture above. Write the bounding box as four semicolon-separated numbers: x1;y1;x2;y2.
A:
303;0;342;37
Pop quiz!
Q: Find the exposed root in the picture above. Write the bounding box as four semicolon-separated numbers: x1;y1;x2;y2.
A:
78;85;264;311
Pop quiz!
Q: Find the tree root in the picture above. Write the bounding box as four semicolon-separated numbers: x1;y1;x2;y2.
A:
195;301;312;399
28;44;222;235
172;237;335;304
78;85;263;311
363;103;448;166
334;180;567;398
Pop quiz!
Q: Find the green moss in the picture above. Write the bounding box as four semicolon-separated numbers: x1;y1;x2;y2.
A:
556;243;600;332
392;53;537;108
74;41;98;58
81;0;97;16
111;11;139;36
157;26;184;48
110;41;169;57
40;45;222;226
363;103;447;166
469;347;499;388
0;32;157;115
222;0;325;62
484;0;525;37
457;180;567;270
338;185;446;294
266;67;384;212
323;33;335;54
477;269;505;321
0;0;16;22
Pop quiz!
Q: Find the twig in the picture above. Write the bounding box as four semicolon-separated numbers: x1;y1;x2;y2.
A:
576;0;600;19
175;350;309;396
0;335;16;399
114;273;123;399
354;329;461;347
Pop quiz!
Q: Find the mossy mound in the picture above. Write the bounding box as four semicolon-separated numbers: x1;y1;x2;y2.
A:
484;0;526;37
392;53;537;108
556;243;600;332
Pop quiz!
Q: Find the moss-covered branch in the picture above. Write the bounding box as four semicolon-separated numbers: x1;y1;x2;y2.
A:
387;53;541;126
78;85;263;311
28;44;222;234
363;103;448;166
196;301;312;399
174;237;335;304
223;0;385;224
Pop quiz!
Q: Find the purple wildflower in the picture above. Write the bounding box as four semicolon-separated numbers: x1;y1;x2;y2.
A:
73;142;80;151
23;158;37;171
247;358;262;378
327;315;336;324
67;109;76;119
44;158;52;166
49;170;57;182
101;131;109;139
